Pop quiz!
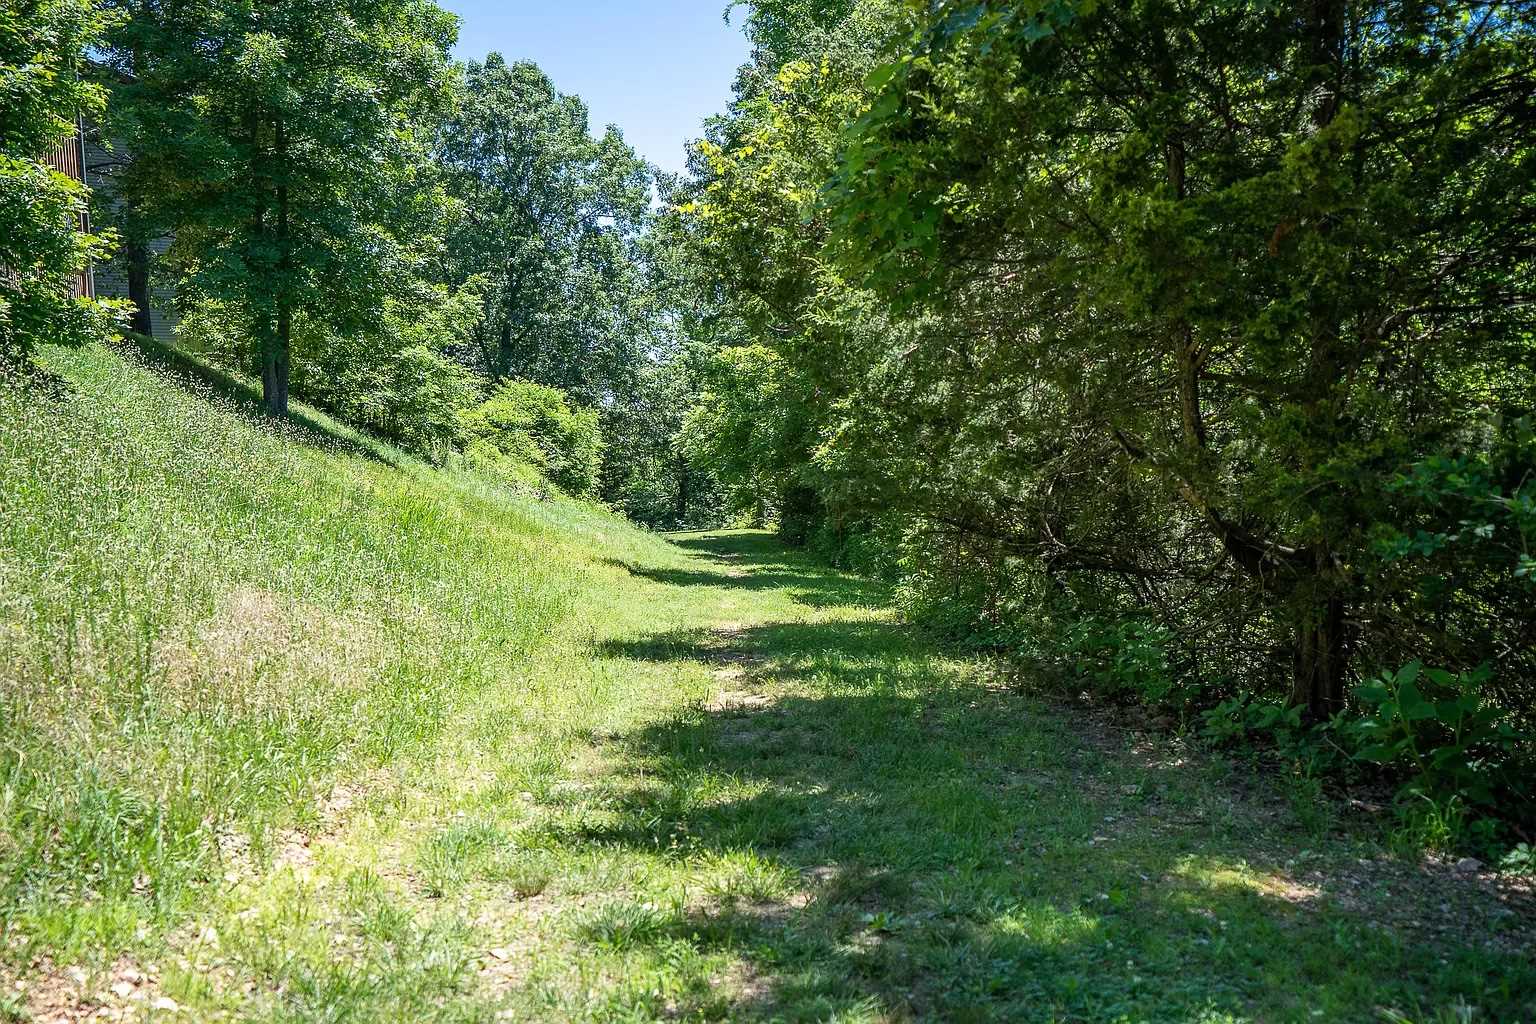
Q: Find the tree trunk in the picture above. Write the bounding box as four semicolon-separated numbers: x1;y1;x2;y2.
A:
497;317;513;380
673;450;689;526
260;329;289;416
125;238;153;336
1286;0;1350;721
122;34;153;339
264;117;291;417
1290;590;1347;720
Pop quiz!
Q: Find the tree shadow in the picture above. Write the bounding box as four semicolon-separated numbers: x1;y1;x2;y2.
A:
604;533;886;610
552;618;1536;1021
667;531;793;561
118;331;404;468
596;620;911;687
3;356;78;401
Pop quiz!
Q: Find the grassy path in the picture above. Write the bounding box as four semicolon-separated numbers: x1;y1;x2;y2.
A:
4;422;1533;1024
37;532;1520;1023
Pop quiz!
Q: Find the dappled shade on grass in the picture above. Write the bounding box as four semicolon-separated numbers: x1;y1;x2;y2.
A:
3;352;1532;1022
555;541;1536;1021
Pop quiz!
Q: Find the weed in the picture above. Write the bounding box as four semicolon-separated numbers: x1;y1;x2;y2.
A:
696;850;796;907
1501;843;1536;876
417;822;509;898
576;902;678;951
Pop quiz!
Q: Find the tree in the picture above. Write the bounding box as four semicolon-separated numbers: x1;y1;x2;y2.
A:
437;55;652;401
99;0;459;415
0;0;123;362
830;0;1536;716
677;0;910;542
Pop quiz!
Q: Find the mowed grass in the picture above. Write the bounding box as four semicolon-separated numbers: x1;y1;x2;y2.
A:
3;343;1535;1022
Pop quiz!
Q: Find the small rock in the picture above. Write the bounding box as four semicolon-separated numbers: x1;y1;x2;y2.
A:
1454;857;1482;874
152;995;180;1012
111;980;138;998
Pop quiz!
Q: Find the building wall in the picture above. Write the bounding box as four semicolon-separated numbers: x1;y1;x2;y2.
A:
83;130;179;341
42;121;94;300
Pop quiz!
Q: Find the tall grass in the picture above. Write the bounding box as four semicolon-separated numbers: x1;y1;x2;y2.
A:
0;342;667;953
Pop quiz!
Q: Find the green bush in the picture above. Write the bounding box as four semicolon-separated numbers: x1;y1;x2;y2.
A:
177;283;486;465
355;344;480;463
1061;618;1179;705
1368;419;1536;735
1503;843;1536;876
1200;697;1304;747
891;532;1029;650
294;282;488;462
460;378;603;497
1346;662;1528;811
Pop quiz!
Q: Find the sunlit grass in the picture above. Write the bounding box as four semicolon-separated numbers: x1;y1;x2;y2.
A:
1;345;1532;1022
0;341;675;961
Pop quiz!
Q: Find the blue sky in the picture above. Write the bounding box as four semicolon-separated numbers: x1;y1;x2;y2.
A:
440;2;752;175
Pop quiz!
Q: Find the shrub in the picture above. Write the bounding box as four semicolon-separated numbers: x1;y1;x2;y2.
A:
1060;617;1180;705
891;530;1031;650
303;336;479;464
1502;843;1536;876
805;512;904;580
289;281;487;462
1200;697;1304;747
180;283;486;463
1345;662;1529;813
1367;419;1536;734
460;379;603;497
355;344;480;463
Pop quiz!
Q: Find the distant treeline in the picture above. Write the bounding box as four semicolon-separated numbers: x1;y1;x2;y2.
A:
5;0;726;525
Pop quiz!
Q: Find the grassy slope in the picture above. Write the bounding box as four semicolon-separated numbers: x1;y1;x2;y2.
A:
2;343;1534;1023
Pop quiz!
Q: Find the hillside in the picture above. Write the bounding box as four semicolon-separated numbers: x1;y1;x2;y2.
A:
2;344;1534;1022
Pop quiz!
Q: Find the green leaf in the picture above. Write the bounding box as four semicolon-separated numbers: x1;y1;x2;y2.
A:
863;62;902;92
1424;667;1455;687
1398;681;1436;721
1355;682;1389;706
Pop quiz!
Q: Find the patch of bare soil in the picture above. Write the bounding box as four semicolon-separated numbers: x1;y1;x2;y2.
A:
1304;854;1535;955
473;894;584;1001
717;960;773;1007
216;776;374;886
703;623;773;715
7;957;179;1023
